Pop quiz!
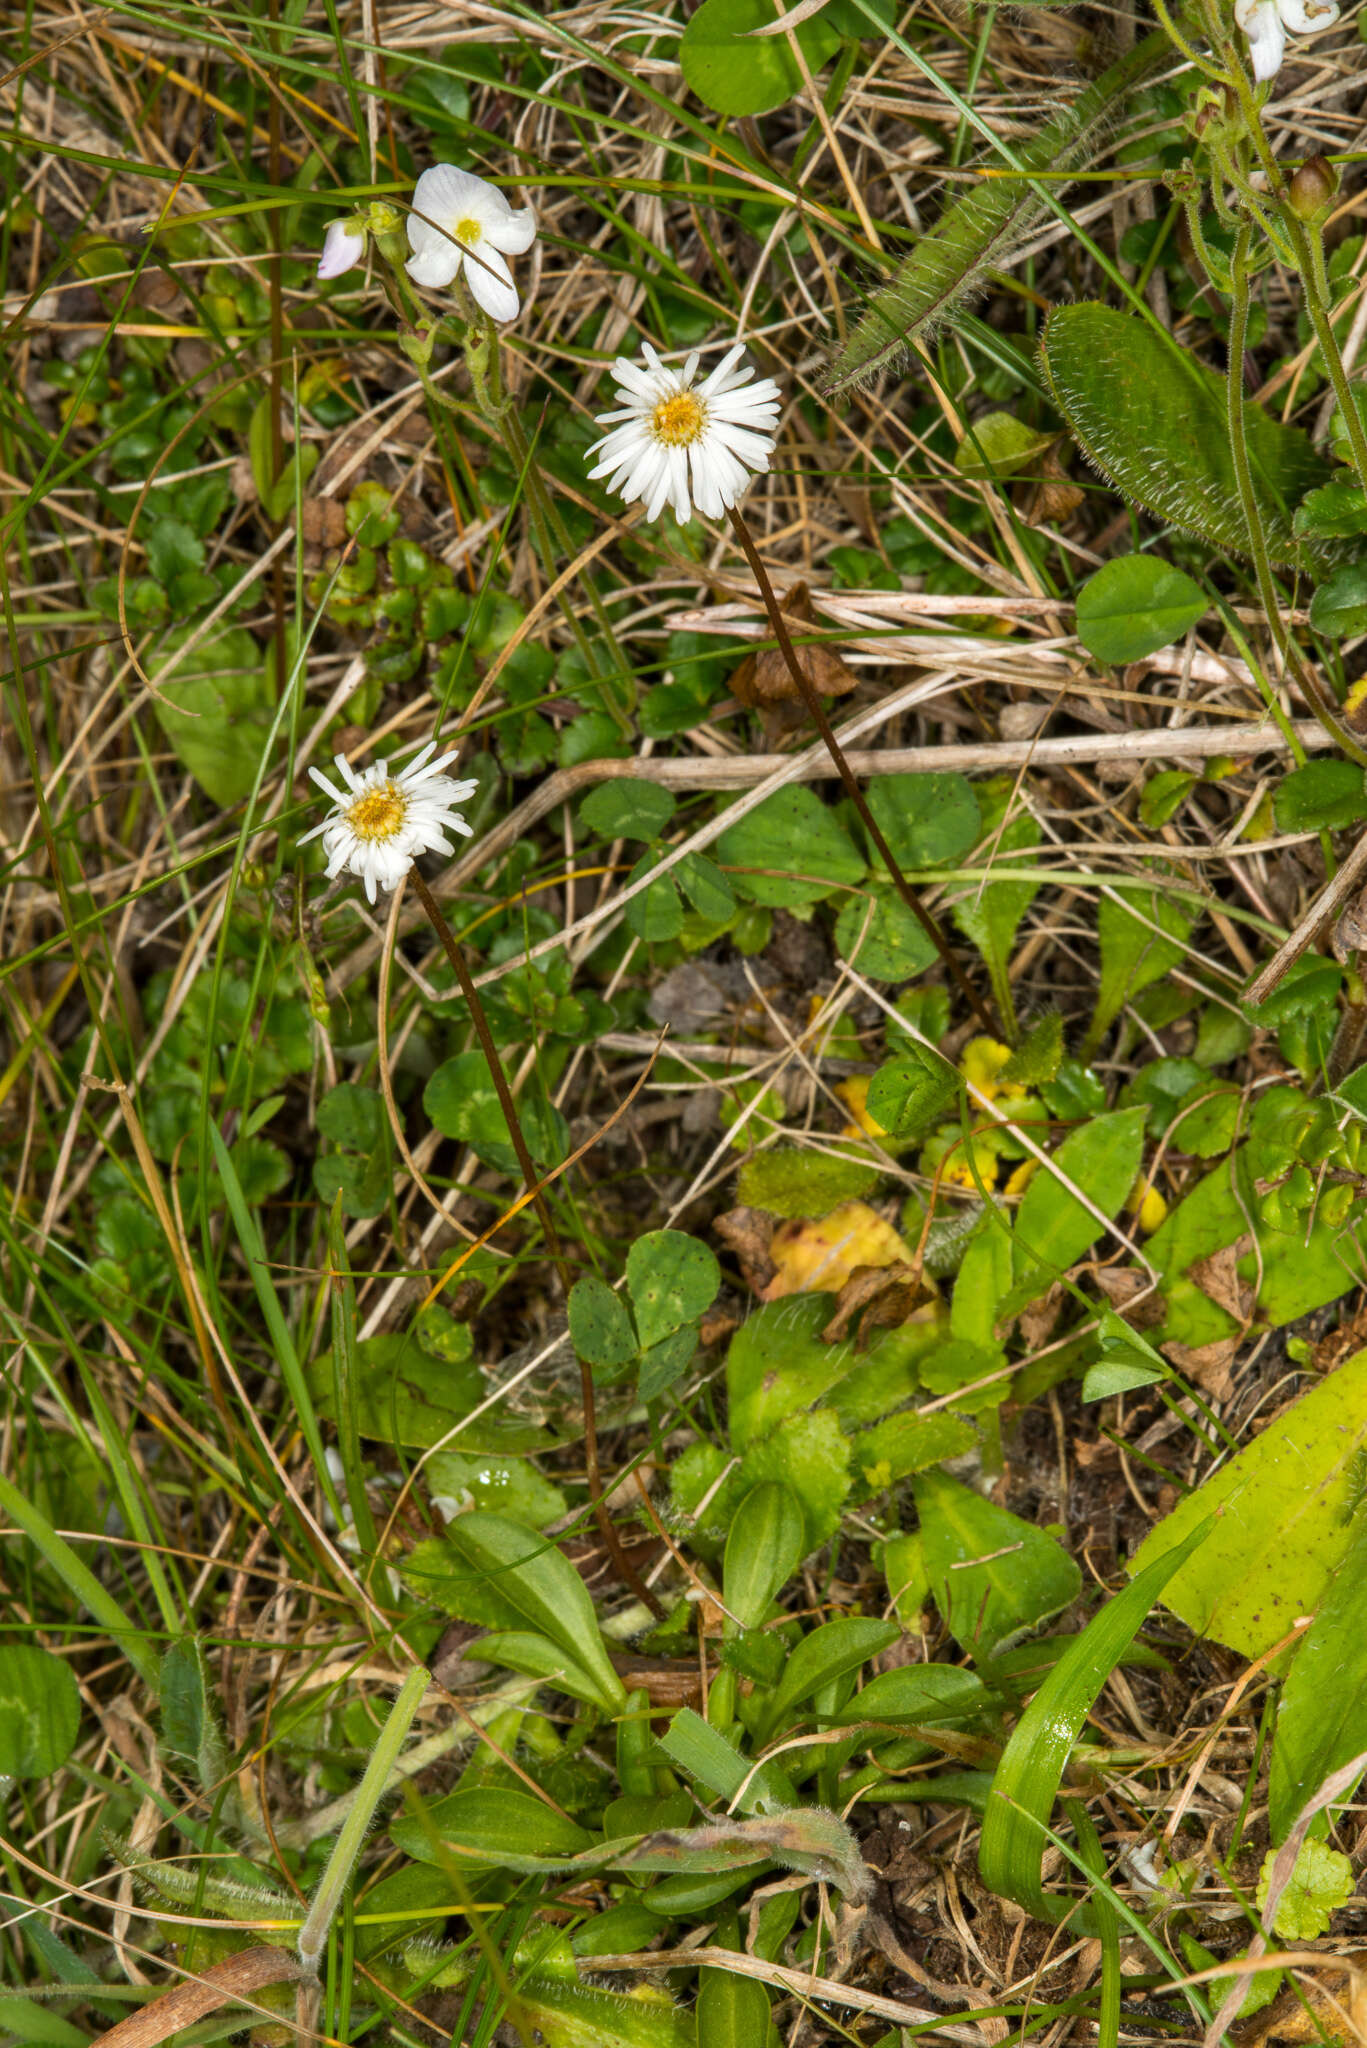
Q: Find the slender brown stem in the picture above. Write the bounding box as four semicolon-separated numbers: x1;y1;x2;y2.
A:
408;868;663;1619
726;506;998;1038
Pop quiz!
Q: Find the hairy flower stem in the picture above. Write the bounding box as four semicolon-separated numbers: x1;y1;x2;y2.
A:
1285;216;1367;485
1226;228;1367;770
409;868;662;1619
726;505;998;1037
470;323;636;738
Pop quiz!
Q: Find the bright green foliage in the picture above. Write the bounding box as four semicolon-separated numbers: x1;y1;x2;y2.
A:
1130;1347;1367;1662
716;786;865;907
679;0;840;117
835;886;937;979
952;781;1042;1040
424;1051;568;1173
913;1469;1081;1658
1007;1107;1146;1311
866;771;980;871
1075;555;1207;664
1309;563;1367;637
1256;1840;1354;1939
1273;759;1367;831
723;1483;805;1631
954;412;1057;479
1268;1516;1367;1845
426;1450;567;1527
980;1519;1212;1924
430;1512;627;1714
696;1966;776;2048
867;1047;958;1137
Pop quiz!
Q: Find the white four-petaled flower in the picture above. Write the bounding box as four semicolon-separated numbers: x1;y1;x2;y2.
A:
300;742;477;903
318;219;366;280
405;165;536;323
587;342;782;526
1234;0;1339;79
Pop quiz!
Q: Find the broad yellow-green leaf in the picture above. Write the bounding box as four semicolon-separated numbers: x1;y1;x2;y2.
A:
1129;1349;1367;1663
1268;1514;1367;1845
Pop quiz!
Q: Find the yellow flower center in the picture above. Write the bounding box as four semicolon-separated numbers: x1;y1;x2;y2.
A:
649;391;707;447
345;784;407;843
454;215;483;248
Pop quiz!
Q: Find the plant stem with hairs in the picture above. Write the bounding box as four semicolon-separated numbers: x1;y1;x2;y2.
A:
408;867;662;1618
725;504;999;1037
1225;226;1367;770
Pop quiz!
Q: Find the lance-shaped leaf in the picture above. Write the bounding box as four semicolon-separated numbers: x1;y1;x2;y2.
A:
1042;303;1337;572
825;29;1170;392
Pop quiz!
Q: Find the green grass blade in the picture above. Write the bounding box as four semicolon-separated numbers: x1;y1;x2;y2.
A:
208;1125;341;1524
979;1518;1212;1922
0;1468;160;1691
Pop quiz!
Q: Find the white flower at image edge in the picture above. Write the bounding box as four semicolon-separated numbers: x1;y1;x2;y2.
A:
1234;0;1339;79
299;742;478;903
588;342;782;526
317;219;365;280
405;164;536;322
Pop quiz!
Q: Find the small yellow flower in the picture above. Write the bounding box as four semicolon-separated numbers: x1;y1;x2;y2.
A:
959;1037;1015;1101
836;1074;887;1143
1128;1174;1169;1233
1004;1158;1038;1200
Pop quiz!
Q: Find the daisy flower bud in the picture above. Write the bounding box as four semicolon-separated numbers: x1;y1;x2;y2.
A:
318;219;367;280
588;341;782;526
299;742;478;904
405;165;537;323
1233;0;1339;81
1288;152;1338;219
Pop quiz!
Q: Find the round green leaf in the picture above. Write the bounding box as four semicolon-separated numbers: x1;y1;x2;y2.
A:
578;780;677;842
1075;555;1207;664
0;1646;81;1779
424;1051;567;1174
568;1275;638;1373
866;772;980;870
866;1049;957;1136
151;626;274;806
680;0;841;117
716;786;865;907
624;854;685;944
1309;563;1367;638
316;1082;385;1151
626;1229;720;1350
954;412;1056;480
835;887;938;980
1273;759;1367;833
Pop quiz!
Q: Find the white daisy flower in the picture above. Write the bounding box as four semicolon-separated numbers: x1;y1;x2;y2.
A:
1234;0;1338;79
405;164;537;323
299;741;478;904
587;342;783;526
318;219;366;280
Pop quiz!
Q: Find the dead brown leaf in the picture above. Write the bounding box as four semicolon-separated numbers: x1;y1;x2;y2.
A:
713;1205;777;1295
1019;1281;1064;1350
1013;442;1084;528
730;581;859;743
821;1260;935;1346
1163;1336;1240;1402
92;1949;302;2048
1189;1236;1256;1325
